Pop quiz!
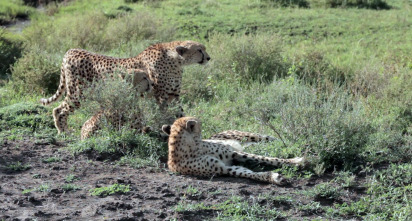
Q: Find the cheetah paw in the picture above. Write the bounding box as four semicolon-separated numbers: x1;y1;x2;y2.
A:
270;172;287;185
291;157;305;166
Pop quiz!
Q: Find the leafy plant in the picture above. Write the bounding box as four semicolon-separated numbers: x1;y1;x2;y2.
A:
89;183;130;197
37;184;50;192
22;188;34;195
310;183;343;200
6;161;31;171
42;156;61;163
65;174;78;183
61;184;81;192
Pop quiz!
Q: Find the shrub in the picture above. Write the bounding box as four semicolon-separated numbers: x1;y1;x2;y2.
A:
0;30;23;80
264;0;309;8
80;72;181;133
23;10;173;54
325;0;390;9
10;49;60;94
289;51;348;89
104;11;170;48
0;0;34;25
69;75;171;164
207;33;288;85
247;81;373;171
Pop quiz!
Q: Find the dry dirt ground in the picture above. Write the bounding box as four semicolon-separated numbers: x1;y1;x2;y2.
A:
0;138;364;220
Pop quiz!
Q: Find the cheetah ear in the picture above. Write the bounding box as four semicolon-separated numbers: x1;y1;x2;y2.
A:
186;120;197;133
176;46;188;56
162;125;171;135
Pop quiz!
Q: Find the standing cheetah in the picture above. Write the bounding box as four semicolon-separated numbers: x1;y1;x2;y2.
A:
162;117;305;185
40;41;210;134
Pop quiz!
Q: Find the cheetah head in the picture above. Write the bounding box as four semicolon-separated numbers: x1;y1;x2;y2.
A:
163;117;202;142
175;41;211;65
130;69;154;96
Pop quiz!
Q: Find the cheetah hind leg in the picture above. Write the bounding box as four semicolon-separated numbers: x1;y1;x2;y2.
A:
184;156;286;185
224;165;286;185
81;112;103;140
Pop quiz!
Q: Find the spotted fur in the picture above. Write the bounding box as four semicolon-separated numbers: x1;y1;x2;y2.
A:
163;117;305;185
209;130;275;144
40;41;210;134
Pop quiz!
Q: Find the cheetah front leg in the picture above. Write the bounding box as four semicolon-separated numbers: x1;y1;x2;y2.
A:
176;156;286;185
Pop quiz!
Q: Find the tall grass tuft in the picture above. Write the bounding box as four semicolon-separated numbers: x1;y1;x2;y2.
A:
207;34;287;85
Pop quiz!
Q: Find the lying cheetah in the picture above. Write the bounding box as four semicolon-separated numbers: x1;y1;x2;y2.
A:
162;117;305;185
40;41;210;134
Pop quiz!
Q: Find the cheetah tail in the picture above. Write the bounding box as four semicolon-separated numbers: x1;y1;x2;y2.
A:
209;130;276;143
40;68;66;105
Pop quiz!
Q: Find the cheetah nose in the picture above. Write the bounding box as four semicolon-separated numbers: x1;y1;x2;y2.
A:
206;57;211;61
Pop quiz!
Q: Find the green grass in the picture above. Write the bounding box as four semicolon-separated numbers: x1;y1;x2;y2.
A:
89;183;130;197
61;184;81;192
22;188;34;195
175;195;286;220
6;161;31;171
0;102;56;140
42;156;61;163
0;0;35;25
309;182;343;200
65;174;78;183
36;184;50;192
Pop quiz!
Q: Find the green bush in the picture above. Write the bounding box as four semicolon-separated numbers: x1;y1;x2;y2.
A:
247;81;373;170
10;49;60;94
207;34;288;85
80;73;181;132
0;0;34;25
69;75;171;165
104;11;170;47
0;31;23;80
289;51;347;89
23;10;173;54
264;0;309;8
325;0;390;9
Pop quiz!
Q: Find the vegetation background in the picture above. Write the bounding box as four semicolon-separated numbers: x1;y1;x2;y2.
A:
0;0;411;219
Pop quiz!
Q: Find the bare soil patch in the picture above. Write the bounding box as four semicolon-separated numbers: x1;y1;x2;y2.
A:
0;138;364;220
